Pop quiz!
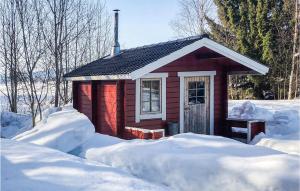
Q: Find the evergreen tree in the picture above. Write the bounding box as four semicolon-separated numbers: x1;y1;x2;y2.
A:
207;0;295;99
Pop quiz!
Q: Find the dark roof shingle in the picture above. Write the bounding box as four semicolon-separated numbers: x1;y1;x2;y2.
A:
64;35;206;77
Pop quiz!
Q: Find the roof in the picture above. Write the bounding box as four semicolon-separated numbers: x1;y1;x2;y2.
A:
64;35;269;80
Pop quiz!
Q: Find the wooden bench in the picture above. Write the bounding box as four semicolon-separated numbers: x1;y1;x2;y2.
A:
226;118;265;143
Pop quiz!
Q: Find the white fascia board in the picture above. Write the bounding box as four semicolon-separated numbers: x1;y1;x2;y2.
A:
65;74;131;81
129;38;269;79
201;38;269;75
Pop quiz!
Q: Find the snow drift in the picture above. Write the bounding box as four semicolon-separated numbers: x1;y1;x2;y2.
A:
70;133;124;156
1;112;32;138
13;107;94;153
81;133;300;191
1;139;168;191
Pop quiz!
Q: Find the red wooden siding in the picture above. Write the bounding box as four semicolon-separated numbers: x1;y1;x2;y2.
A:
96;81;118;136
123;47;246;135
73;81;124;137
76;82;93;121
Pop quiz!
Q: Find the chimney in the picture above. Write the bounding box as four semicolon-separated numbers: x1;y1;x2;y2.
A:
112;9;120;56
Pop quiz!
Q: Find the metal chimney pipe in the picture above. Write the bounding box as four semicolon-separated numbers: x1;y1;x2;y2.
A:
112;9;120;56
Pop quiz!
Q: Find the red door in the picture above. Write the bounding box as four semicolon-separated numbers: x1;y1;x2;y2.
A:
96;82;117;136
77;82;92;121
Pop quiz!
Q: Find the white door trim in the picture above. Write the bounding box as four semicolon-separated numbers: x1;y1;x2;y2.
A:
179;71;215;135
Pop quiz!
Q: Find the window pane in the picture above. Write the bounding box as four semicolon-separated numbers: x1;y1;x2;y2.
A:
197;89;205;97
142;102;150;112
197;97;205;104
188;82;196;89
151;101;160;112
151;80;160;91
188;97;196;105
142;81;151;101
189;90;196;97
142;89;150;101
151;90;160;101
197;81;205;89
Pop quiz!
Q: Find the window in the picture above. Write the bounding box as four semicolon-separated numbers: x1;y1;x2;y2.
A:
188;81;205;104
135;73;167;123
141;79;161;113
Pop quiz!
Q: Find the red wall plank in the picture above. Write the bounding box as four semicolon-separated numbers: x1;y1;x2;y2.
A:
77;82;93;121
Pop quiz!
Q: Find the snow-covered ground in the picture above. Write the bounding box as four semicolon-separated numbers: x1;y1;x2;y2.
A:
1;100;299;190
1;139;168;191
229;100;300;155
79;133;299;191
13;106;94;153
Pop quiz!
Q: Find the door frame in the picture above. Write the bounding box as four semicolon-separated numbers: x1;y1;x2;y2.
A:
178;71;216;135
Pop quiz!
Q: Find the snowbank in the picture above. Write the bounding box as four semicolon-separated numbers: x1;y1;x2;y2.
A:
229;100;300;136
13;107;94;153
70;133;124;156
81;133;300;191
1;112;32;138
1;139;168;191
229;100;300;155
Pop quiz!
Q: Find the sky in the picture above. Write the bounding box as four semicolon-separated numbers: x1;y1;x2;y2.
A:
106;0;181;48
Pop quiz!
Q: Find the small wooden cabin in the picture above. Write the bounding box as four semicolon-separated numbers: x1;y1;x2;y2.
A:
64;34;268;139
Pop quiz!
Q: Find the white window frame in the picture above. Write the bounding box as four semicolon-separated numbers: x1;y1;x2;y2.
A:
135;73;168;122
178;71;216;135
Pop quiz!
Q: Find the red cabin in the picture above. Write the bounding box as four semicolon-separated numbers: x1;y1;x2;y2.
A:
64;34;268;140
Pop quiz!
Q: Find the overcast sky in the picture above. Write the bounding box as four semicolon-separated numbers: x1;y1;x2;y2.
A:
106;0;181;48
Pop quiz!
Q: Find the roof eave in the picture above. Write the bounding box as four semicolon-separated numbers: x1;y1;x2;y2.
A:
64;74;131;81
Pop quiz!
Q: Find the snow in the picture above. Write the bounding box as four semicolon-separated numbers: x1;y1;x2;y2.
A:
229;100;300;155
254;133;300;156
13;107;95;153
1;112;32;138
80;133;300;191
1;138;168;191
70;133;125;156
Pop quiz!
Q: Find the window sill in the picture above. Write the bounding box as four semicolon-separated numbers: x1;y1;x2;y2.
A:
139;113;162;120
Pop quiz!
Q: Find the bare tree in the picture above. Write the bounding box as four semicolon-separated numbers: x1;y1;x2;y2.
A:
170;0;215;37
15;0;49;125
0;0;20;112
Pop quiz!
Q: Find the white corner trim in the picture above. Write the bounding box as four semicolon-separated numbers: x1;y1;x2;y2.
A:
178;71;216;77
179;76;185;133
135;78;141;123
135;73;168;123
65;74;131;81
209;75;214;135
179;71;215;135
129;37;268;79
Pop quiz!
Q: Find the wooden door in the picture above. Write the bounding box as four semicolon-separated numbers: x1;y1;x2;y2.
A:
96;81;118;136
184;76;210;134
